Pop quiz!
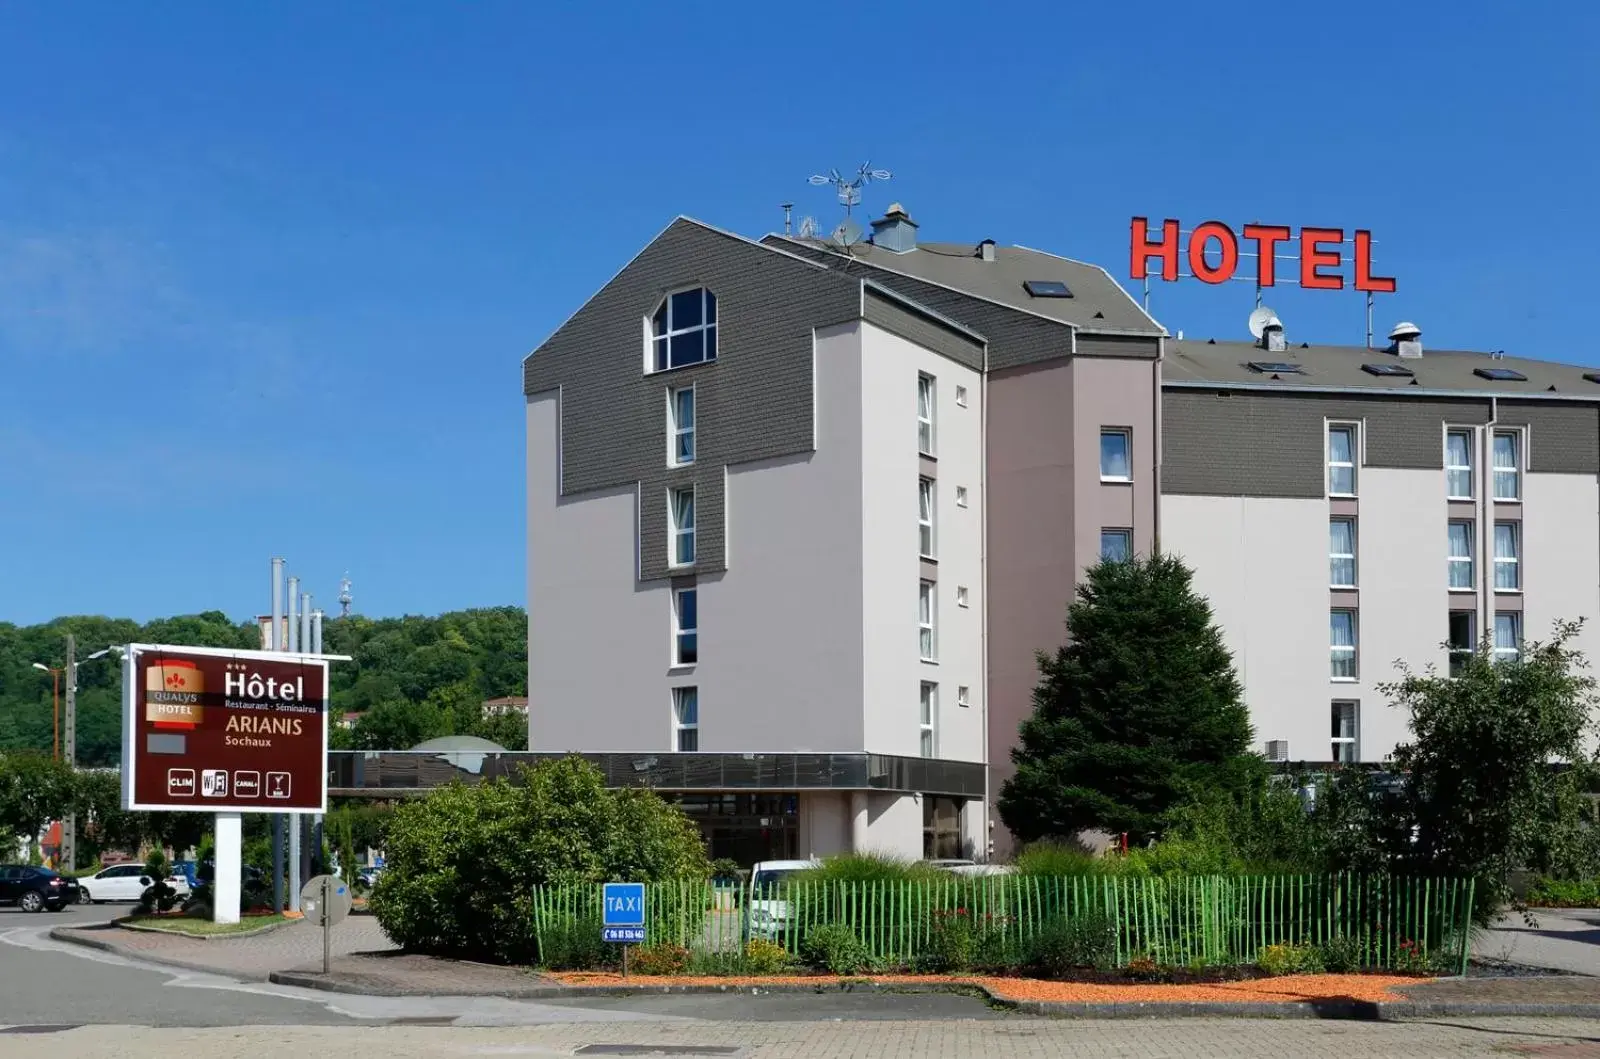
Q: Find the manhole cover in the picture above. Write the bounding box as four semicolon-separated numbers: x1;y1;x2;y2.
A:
574;1048;741;1057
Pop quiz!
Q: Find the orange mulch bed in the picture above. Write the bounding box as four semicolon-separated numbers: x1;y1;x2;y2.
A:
549;971;1418;1004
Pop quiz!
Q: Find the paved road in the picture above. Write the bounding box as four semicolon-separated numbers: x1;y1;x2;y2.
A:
1477;908;1600;976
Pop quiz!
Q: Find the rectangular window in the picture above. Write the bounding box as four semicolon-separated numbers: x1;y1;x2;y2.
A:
957;685;970;707
668;386;695;466
1494;612;1521;664
955;385;968;407
672;588;697;666
1494;431;1521;500
956;585;969;608
1100;428;1131;481
1331;609;1358;680
917;374;936;456
1328;424;1357;496
1447;520;1475;590
918;477;936;558
1331;701;1359;763
1329;517;1356;587
672;687;699;751
1448;611;1475;677
919;682;937;758
1100;529;1132;563
919;580;937;661
1445;429;1473;499
1494;521;1520;590
955;485;968;507
669;487;696;566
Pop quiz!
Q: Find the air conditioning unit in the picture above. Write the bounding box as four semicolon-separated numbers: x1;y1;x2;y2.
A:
1265;740;1290;762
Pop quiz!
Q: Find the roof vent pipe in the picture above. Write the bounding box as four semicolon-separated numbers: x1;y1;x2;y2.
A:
978;239;995;262
1389;321;1423;358
869;203;919;253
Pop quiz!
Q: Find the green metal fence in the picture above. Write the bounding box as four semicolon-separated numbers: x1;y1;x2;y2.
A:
529;873;1475;973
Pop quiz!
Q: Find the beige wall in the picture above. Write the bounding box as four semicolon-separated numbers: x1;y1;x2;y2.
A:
1522;472;1600;676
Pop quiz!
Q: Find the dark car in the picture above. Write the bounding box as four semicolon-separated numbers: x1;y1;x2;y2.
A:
0;865;73;912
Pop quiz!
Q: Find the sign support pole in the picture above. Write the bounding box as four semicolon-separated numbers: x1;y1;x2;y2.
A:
322;874;332;974
215;812;242;924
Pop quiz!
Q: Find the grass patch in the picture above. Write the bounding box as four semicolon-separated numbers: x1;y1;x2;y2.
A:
122;913;288;936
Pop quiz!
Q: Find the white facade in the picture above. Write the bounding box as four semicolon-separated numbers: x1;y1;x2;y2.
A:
527;319;985;859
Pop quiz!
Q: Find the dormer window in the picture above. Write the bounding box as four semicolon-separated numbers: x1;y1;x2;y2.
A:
651;288;718;372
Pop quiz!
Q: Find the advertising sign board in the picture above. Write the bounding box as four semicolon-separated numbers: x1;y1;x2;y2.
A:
121;643;329;814
601;882;646;944
1129;217;1397;293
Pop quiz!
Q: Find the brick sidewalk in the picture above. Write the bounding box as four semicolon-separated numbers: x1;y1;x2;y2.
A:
53;915;399;980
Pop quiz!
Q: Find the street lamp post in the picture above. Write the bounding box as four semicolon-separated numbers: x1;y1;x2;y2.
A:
34;641;120;869
29;663;62;760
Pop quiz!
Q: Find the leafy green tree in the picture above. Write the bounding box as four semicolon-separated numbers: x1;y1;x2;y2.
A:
1381;619;1600;920
998;552;1258;845
0;752;79;858
74;769;152;864
369;756;708;962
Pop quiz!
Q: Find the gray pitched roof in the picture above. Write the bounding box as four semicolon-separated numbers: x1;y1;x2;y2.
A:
1166;337;1600;400
765;235;1163;336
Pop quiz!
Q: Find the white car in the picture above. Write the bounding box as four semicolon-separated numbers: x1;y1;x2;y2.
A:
77;864;157;904
744;858;818;940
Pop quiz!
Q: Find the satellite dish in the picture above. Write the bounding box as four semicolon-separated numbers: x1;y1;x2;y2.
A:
1248;306;1283;340
798;216;818;239
832;218;864;247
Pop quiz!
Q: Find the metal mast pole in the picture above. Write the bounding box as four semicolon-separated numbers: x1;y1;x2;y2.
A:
271;558;286;914
62;634;76;871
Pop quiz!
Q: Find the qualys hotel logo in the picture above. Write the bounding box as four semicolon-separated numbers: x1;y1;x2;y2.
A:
146;659;203;730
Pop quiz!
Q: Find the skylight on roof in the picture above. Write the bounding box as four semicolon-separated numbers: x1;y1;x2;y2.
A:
1023;279;1073;298
1362;363;1415;377
1474;367;1528;382
1247;361;1306;375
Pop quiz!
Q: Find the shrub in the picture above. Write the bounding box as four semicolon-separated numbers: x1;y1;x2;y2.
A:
918;908;979;973
803;852;943;884
1317;935;1364;973
1257;943;1324;976
801;924;874;975
1014;841;1109;877
370;756;710;964
709;858;742;883
136;849;180;914
537;915;609;970
630;943;691;976
1025;912;1117;977
1526;876;1600;908
742;938;790;975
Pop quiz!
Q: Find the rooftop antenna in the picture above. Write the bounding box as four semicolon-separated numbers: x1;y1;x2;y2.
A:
797;215;819;239
780;203;794;236
338;573;353;618
808;162;891;219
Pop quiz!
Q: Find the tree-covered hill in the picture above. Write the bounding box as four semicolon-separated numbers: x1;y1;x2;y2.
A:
0;607;528;766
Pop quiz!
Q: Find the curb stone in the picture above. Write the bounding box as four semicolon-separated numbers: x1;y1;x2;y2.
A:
48;928;269;982
262;973;1600;1019
112;917;290;941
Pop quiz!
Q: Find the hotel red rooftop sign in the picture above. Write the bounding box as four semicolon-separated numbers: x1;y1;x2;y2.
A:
1130;218;1397;293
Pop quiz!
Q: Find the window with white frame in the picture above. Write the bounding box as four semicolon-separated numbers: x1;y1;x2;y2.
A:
955;385;968;407
957;685;970;707
669;487;696;566
917;374;936;456
1100;428;1131;481
1331;701;1359;763
1447;520;1475;590
672;588;697;666
955;485;968;507
1445;429;1473;499
672;686;699;751
1331;609;1358;679
1329;517;1356;587
1327;424;1357;496
1494;521;1520;590
668;386;695;466
1494;431;1521;500
956;585;969;608
919;682;937;758
1448;611;1475;678
1494;612;1521;664
1100;529;1132;563
651;289;717;372
918;477;936;558
919;580;937;661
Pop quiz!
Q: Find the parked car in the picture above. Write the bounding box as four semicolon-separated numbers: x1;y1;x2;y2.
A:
743;859;818;941
0;865;73;912
77;864;157;904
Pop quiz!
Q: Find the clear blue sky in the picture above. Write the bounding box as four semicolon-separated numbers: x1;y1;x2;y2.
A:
3;1;1594;625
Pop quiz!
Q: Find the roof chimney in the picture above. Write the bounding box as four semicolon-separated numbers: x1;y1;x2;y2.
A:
978;238;995;262
869;203;918;253
1389;321;1423;358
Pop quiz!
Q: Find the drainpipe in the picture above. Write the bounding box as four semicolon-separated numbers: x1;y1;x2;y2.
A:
979;339;990;861
1481;397;1498;649
1152;339;1164;552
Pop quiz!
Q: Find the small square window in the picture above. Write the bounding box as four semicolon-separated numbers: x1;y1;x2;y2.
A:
955;385;968;407
956;585;969;608
957;685;970;707
955;486;968;508
1100;429;1131;481
1100;529;1132;563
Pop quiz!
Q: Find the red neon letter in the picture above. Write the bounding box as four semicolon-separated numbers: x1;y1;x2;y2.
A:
1300;227;1344;290
1242;223;1291;288
1130;217;1180;282
1187;221;1238;284
1352;229;1396;293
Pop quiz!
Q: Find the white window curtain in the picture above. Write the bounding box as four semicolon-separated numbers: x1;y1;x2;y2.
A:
919;683;936;758
917;376;935;455
1330;610;1357;679
919;581;936;660
1328;426;1356;495
672;488;696;565
673;687;699;751
1447;521;1474;589
1494;433;1520;500
1329;519;1356;586
918;478;935;557
1445;431;1473;498
1494;522;1519;589
1331;702;1358;762
1494;613;1521;663
672;388;695;464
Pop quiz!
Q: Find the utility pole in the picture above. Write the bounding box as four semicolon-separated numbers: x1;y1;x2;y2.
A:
62;634;76;872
